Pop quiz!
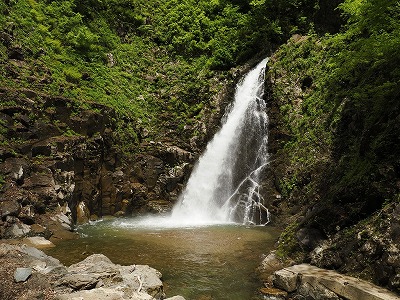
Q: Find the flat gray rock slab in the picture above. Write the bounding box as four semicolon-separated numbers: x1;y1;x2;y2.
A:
274;264;400;300
14;267;32;282
24;236;55;249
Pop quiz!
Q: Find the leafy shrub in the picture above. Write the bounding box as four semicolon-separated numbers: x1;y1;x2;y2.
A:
63;66;82;83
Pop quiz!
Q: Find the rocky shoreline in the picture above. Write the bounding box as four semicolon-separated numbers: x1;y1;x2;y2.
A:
258;252;400;300
0;242;186;300
3;238;399;300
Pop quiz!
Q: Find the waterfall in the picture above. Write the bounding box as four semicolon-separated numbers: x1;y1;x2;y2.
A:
170;58;270;226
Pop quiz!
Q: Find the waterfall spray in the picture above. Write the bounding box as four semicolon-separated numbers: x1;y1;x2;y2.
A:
170;58;270;226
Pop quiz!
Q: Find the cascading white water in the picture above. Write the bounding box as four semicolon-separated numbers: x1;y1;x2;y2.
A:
169;58;270;226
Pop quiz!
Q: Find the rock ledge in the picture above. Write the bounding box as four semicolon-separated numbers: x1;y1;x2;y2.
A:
273;264;399;300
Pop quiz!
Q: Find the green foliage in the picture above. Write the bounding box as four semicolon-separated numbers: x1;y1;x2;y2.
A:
63;129;80;137
63;66;82;83
66;26;99;51
276;221;300;258
0;0;348;166
269;0;400;237
0;0;325;136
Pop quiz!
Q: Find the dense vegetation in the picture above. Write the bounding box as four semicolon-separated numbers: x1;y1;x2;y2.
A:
0;0;332;151
269;0;400;256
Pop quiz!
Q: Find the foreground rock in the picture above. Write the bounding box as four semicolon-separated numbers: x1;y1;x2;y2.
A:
257;251;286;283
272;264;400;300
56;254;165;300
0;243;66;299
23;236;55;249
14;267;32;283
0;243;185;300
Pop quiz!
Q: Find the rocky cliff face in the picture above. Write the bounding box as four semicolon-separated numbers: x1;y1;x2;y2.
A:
0;88;193;238
0;88;119;238
263;35;400;294
0;63;241;239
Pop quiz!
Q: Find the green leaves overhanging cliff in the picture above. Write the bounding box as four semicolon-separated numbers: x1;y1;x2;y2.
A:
266;0;400;286
0;0;327;124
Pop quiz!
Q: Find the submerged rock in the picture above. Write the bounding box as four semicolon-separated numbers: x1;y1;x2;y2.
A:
165;296;186;300
260;287;288;299
56;288;155;300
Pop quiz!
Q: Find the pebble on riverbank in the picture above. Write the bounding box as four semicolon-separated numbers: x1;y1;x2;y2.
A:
14;267;32;283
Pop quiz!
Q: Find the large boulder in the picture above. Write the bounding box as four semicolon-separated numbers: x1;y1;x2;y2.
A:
273;264;400;300
0;244;183;300
273;267;298;292
0;200;21;219
56;254;165;300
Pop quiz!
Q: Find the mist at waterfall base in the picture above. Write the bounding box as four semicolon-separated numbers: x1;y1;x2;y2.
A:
131;57;270;228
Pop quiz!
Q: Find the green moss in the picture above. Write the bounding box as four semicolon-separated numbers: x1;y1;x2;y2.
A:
63;129;80;137
0;0;326;140
276;222;300;258
63;66;82;83
269;0;400;242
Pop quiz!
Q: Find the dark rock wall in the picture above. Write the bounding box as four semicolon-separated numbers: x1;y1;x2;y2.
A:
0;88;198;237
0;65;242;237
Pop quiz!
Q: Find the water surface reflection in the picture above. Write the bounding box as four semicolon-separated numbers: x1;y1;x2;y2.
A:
45;218;280;300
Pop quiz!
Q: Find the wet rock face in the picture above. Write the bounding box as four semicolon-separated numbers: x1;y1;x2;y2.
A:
0;89;116;228
0;88;200;238
0;58;238;236
310;202;400;293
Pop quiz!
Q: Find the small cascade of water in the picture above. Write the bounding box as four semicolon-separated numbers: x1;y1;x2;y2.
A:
170;58;270;226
